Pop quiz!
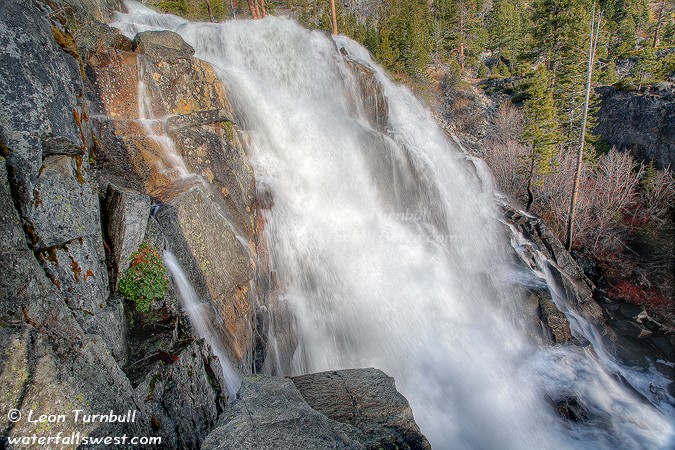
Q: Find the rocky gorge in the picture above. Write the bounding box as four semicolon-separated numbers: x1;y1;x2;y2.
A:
1;0;674;449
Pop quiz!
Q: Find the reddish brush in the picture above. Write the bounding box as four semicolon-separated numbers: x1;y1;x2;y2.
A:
609;281;670;308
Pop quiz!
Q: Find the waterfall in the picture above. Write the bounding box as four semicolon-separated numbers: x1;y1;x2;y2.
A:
113;4;674;448
164;251;242;399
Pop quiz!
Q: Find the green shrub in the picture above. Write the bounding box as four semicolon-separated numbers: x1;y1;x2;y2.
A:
119;242;169;313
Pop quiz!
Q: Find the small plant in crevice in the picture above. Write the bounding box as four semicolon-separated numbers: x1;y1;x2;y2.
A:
119;242;169;313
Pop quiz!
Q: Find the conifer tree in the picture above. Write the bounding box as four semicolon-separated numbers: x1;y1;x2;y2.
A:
434;0;486;72
487;0;528;72
531;0;594;144
376;26;402;72
522;65;562;211
377;0;432;78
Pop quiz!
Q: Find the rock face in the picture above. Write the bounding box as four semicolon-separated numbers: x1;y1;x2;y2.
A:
342;52;389;130
202;369;431;450
0;0;259;447
89;25;259;366
595;86;675;169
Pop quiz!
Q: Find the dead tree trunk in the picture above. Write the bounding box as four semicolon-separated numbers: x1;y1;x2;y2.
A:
329;0;338;35
205;0;215;22
566;5;601;250
246;0;258;18
526;146;536;212
652;1;665;49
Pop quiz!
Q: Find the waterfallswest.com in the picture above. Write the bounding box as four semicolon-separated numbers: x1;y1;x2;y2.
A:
6;433;161;446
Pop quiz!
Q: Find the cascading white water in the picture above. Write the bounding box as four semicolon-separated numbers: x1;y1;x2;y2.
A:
113;4;674;448
164;251;241;398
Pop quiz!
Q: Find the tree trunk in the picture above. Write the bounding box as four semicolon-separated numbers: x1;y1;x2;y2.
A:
566;6;601;251
652;1;665;49
259;0;267;17
254;0;262;19
526;146;536;212
329;0;338;35
246;0;258;18
205;0;215;22
459;42;465;73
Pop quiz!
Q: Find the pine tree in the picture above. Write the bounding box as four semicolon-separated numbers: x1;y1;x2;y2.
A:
377;0;432;78
434;0;486;72
634;46;659;88
376;26;402;72
531;0;594;144
523;65;562;211
487;0;529;73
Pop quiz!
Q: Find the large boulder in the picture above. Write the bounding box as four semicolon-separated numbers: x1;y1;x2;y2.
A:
203;369;430;450
155;186;255;364
104;183;151;286
133;30;196;62
292;368;432;450
202;375;363;450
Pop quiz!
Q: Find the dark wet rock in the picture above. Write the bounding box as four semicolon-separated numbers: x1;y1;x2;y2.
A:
254;188;274;210
538;297;572;345
619;303;647;322
0;160;26;251
104;183;151;285
614;320;653;339
570;250;601;283
595;86;675;169
292;368;432;450
547;395;590;423
133;340;227;448
133;30;196;62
